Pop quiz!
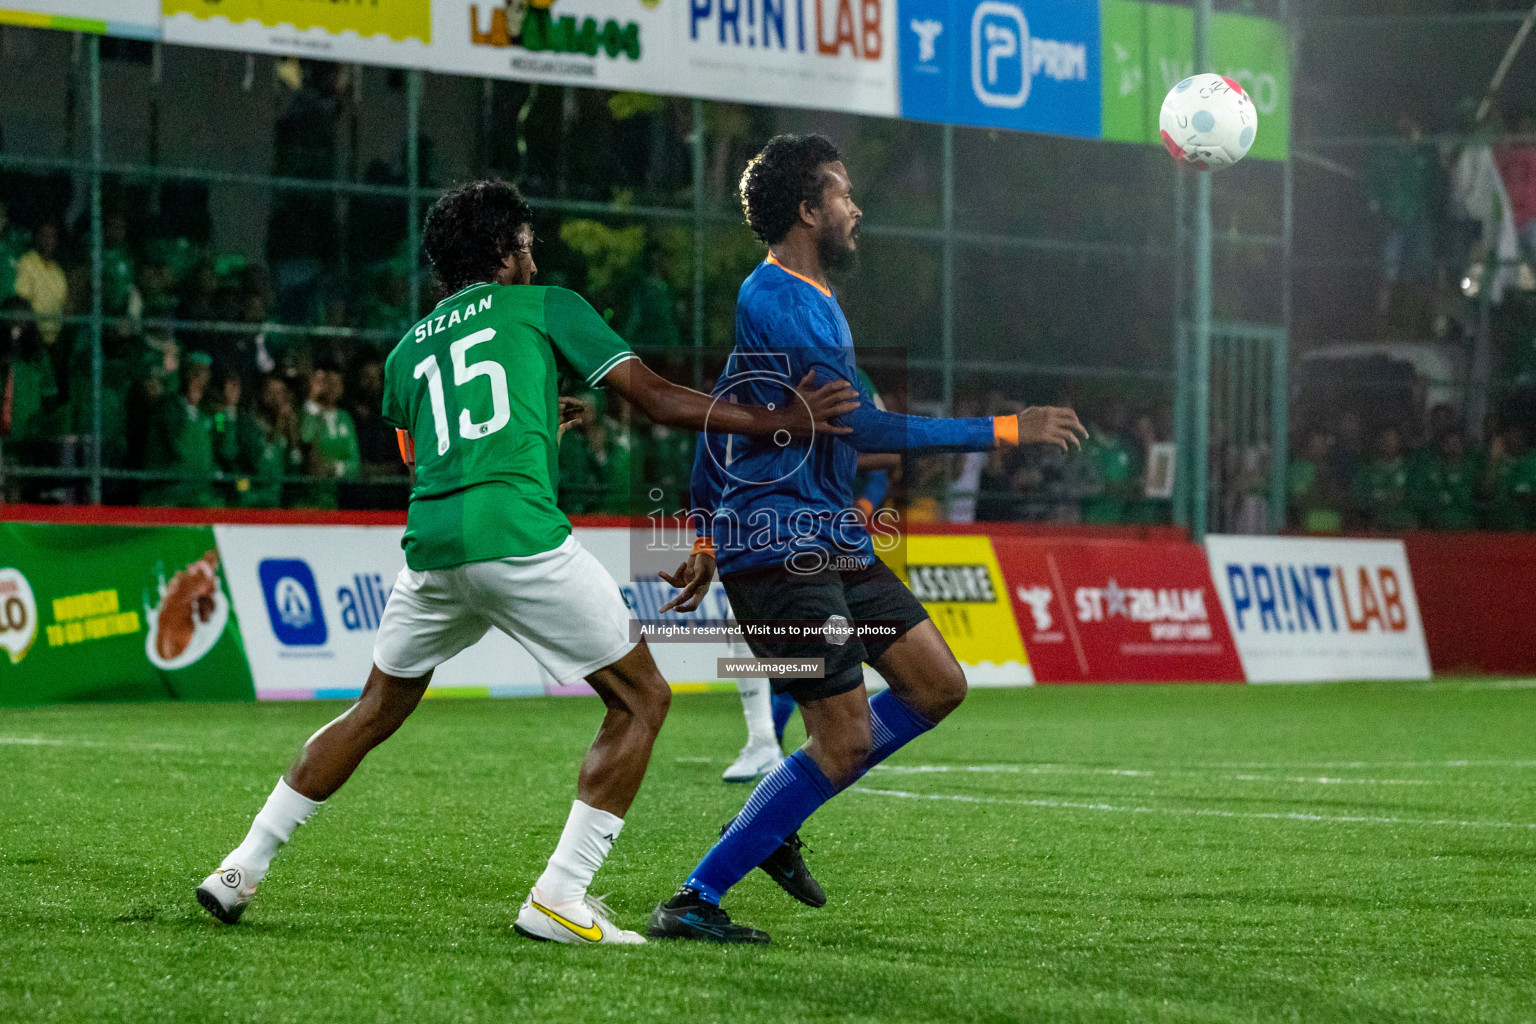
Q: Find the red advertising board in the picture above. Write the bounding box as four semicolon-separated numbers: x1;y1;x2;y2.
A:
993;537;1245;684
1402;532;1536;676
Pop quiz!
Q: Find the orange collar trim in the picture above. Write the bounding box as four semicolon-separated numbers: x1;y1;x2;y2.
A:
766;253;832;297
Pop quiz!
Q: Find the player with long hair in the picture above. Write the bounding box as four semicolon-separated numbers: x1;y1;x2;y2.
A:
649;136;1086;943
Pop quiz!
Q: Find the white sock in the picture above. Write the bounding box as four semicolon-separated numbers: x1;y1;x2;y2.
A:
222;778;322;885
532;800;624;907
737;678;776;749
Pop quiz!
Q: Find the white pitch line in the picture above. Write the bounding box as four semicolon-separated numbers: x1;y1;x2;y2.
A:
869;764;1437;786
1185;759;1536;771
850;785;1536;831
0;735;185;751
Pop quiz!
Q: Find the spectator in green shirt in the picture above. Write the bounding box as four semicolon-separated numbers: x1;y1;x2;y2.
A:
142;351;224;507
233;374;302;508
557;391;635;515
1351;426;1417;531
1288;429;1344;534
297;363;360;508
1362;112;1442;332
101;211;137;318
1408;427;1478;529
1483;425;1536;530
0;201;30;301
1080;403;1138;525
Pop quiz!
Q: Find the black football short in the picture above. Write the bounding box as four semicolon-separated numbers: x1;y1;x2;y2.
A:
720;558;930;703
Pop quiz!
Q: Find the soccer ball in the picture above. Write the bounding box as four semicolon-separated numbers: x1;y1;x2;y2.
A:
1159;74;1258;172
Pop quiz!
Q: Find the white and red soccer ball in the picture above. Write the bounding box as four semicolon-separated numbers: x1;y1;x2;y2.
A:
1160;73;1258;172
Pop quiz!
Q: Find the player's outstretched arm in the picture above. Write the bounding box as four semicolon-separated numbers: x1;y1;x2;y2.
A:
830;389;1088;454
603;360;860;438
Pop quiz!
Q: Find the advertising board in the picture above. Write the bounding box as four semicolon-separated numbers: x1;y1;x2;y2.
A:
161;0;433;66
214;524;549;699
0;523;255;706
0;0;160;36
1203;535;1431;683
45;0;1287;153
994;536;1242;683
215;524;743;698
1099;0;1289;160
898;0;1102;137
888;533;1032;685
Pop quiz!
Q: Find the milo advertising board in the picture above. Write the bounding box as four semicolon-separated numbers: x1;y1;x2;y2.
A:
0;524;255;706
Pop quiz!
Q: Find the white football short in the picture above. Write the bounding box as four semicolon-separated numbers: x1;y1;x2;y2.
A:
372;536;636;685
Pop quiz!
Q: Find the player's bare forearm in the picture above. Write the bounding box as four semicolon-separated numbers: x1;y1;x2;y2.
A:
603;360;858;438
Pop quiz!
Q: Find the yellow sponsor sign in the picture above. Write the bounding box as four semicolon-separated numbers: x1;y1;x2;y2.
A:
881;535;1030;683
161;0;430;43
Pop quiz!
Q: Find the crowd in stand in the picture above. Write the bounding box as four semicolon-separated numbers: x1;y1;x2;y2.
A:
0;174;1532;532
1288;406;1536;533
0;185;414;509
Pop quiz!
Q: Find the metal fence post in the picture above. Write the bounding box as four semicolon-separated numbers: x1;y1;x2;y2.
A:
691;97;705;388
1271;0;1295;530
1191;0;1213;541
87;33;104;506
406;69;423;323
941;124;955;416
1172;162;1189;528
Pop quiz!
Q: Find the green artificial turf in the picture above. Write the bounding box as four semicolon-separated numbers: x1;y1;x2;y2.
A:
2;681;1534;1023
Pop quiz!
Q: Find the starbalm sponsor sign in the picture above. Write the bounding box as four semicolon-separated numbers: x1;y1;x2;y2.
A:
994;536;1242;684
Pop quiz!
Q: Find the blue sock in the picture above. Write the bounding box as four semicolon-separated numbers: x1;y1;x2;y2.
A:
771;692;796;743
856;689;936;781
685;750;835;905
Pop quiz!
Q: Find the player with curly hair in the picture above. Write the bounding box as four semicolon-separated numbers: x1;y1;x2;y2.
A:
194;179;860;944
647;135;1087;944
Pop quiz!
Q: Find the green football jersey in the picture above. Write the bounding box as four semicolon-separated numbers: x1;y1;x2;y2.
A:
382;282;635;571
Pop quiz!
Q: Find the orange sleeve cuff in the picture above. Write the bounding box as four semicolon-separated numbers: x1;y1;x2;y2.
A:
396;429;416;466
992;415;1019;446
691;536;715;557
855;498;875;520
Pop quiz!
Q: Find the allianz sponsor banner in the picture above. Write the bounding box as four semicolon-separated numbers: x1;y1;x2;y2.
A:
898;0;1102;138
214;524;742;698
213;524;550;698
993;536;1242;684
1203;536;1431;684
0;523;254;706
883;534;1032;685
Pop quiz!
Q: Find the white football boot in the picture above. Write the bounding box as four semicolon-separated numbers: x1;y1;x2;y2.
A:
722;741;781;783
196;864;258;924
513;891;645;945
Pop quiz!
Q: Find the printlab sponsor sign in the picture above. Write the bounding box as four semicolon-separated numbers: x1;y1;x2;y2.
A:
214;525;548;697
993;537;1242;683
1203;536;1431;683
679;0;900;114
